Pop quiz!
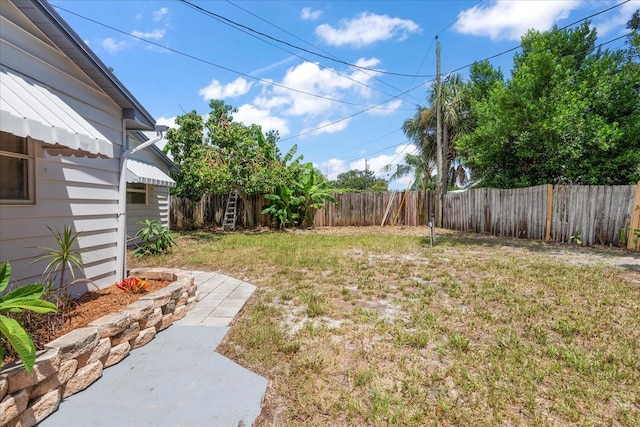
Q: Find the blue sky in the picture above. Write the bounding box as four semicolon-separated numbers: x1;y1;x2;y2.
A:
53;0;638;189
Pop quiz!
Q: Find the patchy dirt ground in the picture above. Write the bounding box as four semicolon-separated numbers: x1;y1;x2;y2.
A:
309;226;640;274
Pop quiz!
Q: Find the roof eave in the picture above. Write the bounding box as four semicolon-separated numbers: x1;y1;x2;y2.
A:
14;0;156;131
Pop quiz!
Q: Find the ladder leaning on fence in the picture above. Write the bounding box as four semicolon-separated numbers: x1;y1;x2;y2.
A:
222;189;239;231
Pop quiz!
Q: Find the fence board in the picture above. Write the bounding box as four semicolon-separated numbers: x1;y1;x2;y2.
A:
170;184;637;248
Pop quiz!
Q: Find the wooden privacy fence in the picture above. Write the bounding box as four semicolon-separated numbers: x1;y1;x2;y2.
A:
443;183;639;247
170;182;639;248
313;191;435;227
171;194;270;229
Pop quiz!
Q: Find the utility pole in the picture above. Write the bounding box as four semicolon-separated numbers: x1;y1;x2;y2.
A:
365;158;368;191
435;36;444;227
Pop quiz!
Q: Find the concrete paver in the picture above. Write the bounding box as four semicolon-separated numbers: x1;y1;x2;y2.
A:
40;271;266;427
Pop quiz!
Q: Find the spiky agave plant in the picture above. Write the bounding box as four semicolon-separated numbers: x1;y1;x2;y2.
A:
33;225;84;291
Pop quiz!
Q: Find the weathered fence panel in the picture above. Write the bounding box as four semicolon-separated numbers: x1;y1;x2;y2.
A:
171;194;270;229
550;185;637;246
443;185;549;240
442;184;636;246
313;191;435;227
170;183;637;248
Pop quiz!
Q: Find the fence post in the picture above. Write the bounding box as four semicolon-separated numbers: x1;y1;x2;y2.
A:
545;184;553;241
628;181;640;250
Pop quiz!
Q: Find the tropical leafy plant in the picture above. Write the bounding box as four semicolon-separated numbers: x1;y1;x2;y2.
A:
33;225;84;291
133;219;177;257
262;187;302;229
0;261;58;371
262;163;338;229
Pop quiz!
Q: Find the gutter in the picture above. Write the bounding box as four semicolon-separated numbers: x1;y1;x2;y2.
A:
116;125;170;281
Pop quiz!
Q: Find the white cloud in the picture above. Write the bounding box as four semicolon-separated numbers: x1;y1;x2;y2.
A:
131;28;166;40
321;158;347;180
301;7;323;21
349;144;418;188
368;99;403;116
594;1;638;36
155;116;177;129
272;60;379;116
101;37;126;54
307;118;352;135
316;12;421;47
250;55;297;76
454;0;582;41
198;77;253;100
153;7;169;22
233;104;290;136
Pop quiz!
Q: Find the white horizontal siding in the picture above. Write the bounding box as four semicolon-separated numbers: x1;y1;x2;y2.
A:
1;143;119;292
126;186;171;245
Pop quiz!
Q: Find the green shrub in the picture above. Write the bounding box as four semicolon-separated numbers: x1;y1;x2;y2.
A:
0;262;57;371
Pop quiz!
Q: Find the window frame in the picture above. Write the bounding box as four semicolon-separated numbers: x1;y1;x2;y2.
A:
126;182;149;205
0;132;35;205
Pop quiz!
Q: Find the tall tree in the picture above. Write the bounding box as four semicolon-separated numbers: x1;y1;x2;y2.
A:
332;169;387;192
394;75;470;192
164;100;290;200
458;20;640;188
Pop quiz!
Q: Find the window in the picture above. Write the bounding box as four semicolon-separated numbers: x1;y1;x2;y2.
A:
126;182;148;204
0;131;34;204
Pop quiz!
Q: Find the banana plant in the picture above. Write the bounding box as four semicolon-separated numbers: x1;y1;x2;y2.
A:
296;163;338;228
0;261;58;371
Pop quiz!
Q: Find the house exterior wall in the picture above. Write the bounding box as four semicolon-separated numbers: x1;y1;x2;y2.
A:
0;1;124;295
126;185;172;243
126;136;173;245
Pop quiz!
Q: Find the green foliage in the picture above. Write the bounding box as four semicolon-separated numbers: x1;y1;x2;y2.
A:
164;99;291;200
332;169;388;192
620;226;640;247
0;262;57;371
262;161;339;229
394;75;470;191
262;187;302;229
33;225;84;291
133;219;177;257
458;21;640;188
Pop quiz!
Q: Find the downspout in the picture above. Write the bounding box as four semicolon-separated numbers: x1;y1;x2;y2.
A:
116;125;169;280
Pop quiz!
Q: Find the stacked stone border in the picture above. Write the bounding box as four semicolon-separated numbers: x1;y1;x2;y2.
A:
0;269;197;427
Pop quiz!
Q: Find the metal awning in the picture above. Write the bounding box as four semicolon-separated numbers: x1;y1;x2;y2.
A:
0;66;114;157
126;159;175;187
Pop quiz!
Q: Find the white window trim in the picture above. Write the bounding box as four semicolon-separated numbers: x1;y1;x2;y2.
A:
0;135;35;205
126;182;149;205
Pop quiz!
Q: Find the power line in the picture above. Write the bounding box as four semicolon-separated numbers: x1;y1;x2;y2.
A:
53;5;409;112
177;0;437;79
435;0;483;37
279;78;433;142
179;0;423;107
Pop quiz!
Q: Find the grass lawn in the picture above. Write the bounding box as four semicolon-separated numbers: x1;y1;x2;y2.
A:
128;227;640;426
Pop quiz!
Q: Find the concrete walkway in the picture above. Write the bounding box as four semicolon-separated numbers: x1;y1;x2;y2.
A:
41;271;267;427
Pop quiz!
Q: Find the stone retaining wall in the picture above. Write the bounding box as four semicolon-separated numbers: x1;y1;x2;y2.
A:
0;269;197;427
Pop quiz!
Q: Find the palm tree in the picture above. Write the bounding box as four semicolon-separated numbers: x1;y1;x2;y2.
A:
383;152;436;191
388;74;470;191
